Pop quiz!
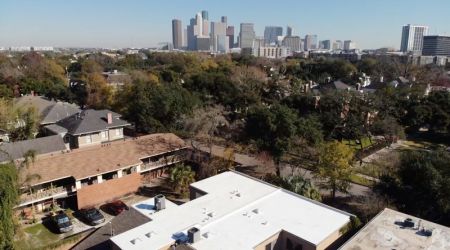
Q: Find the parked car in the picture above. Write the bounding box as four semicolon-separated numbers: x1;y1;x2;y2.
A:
79;208;105;225
52;211;73;233
101;200;129;215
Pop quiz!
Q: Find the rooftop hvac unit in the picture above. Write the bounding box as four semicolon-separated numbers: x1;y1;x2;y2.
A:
403;218;415;228
155;194;166;211
188;227;200;243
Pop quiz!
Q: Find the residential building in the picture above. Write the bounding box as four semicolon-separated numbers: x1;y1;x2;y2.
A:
344;40;357;50
253;46;289;59
32;46;54;52
286;26;293;37
239;23;256;49
422;35;450;56
264;26;283;45
102;70;131;89
15;95;81;127
340;208;450;250
110;171;353;250
226;26;235;49
400;24;429;53
17;133;186;211
172;19;183;49
48;109;130;148
304;34;318;51
0;135;67;164
282;36;302;53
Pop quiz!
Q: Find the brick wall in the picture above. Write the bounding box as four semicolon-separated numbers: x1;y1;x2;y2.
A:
77;173;141;209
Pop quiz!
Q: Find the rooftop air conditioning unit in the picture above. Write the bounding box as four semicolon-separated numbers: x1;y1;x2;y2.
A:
188;227;200;243
155;194;166;211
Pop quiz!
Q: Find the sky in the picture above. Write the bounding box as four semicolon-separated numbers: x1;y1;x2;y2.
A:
1;0;450;49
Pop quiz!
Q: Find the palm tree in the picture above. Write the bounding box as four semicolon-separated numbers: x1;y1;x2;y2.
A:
168;163;195;195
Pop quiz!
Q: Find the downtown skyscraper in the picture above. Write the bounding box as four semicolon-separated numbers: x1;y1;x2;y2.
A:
172;19;183;49
264;26;283;45
400;24;429;53
239;23;256;49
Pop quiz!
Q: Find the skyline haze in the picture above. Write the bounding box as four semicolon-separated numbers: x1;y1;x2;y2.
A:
1;0;450;49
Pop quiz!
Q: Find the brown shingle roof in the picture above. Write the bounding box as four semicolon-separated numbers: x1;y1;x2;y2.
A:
23;133;185;186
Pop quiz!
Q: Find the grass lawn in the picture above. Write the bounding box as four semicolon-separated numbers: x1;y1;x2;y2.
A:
343;137;373;150
349;174;375;187
15;222;84;250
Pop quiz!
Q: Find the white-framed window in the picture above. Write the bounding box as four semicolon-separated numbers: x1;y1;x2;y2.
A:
85;135;92;144
101;131;107;139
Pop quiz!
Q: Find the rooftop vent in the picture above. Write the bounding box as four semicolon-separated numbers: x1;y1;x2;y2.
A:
188;227;201;244
403;218;415;228
252;208;259;214
154;194;166;211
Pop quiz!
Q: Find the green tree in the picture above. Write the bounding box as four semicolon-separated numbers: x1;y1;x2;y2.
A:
168;163;196;196
314;141;354;199
245;104;298;175
0;163;18;250
264;174;321;201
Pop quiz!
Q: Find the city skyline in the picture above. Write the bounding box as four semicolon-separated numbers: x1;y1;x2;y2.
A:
1;0;450;49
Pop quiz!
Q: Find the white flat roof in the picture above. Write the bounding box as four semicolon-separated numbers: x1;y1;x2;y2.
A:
111;171;351;250
340;208;450;250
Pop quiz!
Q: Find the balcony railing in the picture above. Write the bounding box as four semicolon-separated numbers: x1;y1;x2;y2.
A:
19;186;73;206
140;156;183;172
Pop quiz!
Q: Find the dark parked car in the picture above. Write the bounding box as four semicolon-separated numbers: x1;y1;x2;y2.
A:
52;211;73;233
79;208;105;225
101;200;129;215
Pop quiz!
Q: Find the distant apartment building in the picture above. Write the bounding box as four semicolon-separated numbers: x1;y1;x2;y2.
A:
304;34;318;51
344;40;357;50
239;23;256;49
422;35;450;56
282;36;302;53
264;26;283;45
110;171;353;250
400;24;428;53
172;19;183;49
253;46;289;59
32;46;54;52
102;70;131;89
321;40;332;50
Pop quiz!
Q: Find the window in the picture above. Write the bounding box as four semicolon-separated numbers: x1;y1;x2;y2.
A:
101;131;107;139
85;135;92;144
265;242;273;250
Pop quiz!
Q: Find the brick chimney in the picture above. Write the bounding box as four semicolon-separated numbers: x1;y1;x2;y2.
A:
107;112;113;124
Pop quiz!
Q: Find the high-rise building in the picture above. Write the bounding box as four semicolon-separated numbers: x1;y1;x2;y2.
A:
226;26;235;49
264;26;283;45
172;19;183;49
344;40;357;50
422;35;450;56
304;35;317;51
201;10;208;21
196;37;211;51
282;36;302;53
183;28;187;48
216;35;230;53
322;40;332;50
239;23;256;49
187;13;205;51
286;26;293;37
400;24;429;53
333;40;343;50
221;16;227;24
211;21;227;52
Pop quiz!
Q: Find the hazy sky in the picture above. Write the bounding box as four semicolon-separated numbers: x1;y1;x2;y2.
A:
1;0;450;49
